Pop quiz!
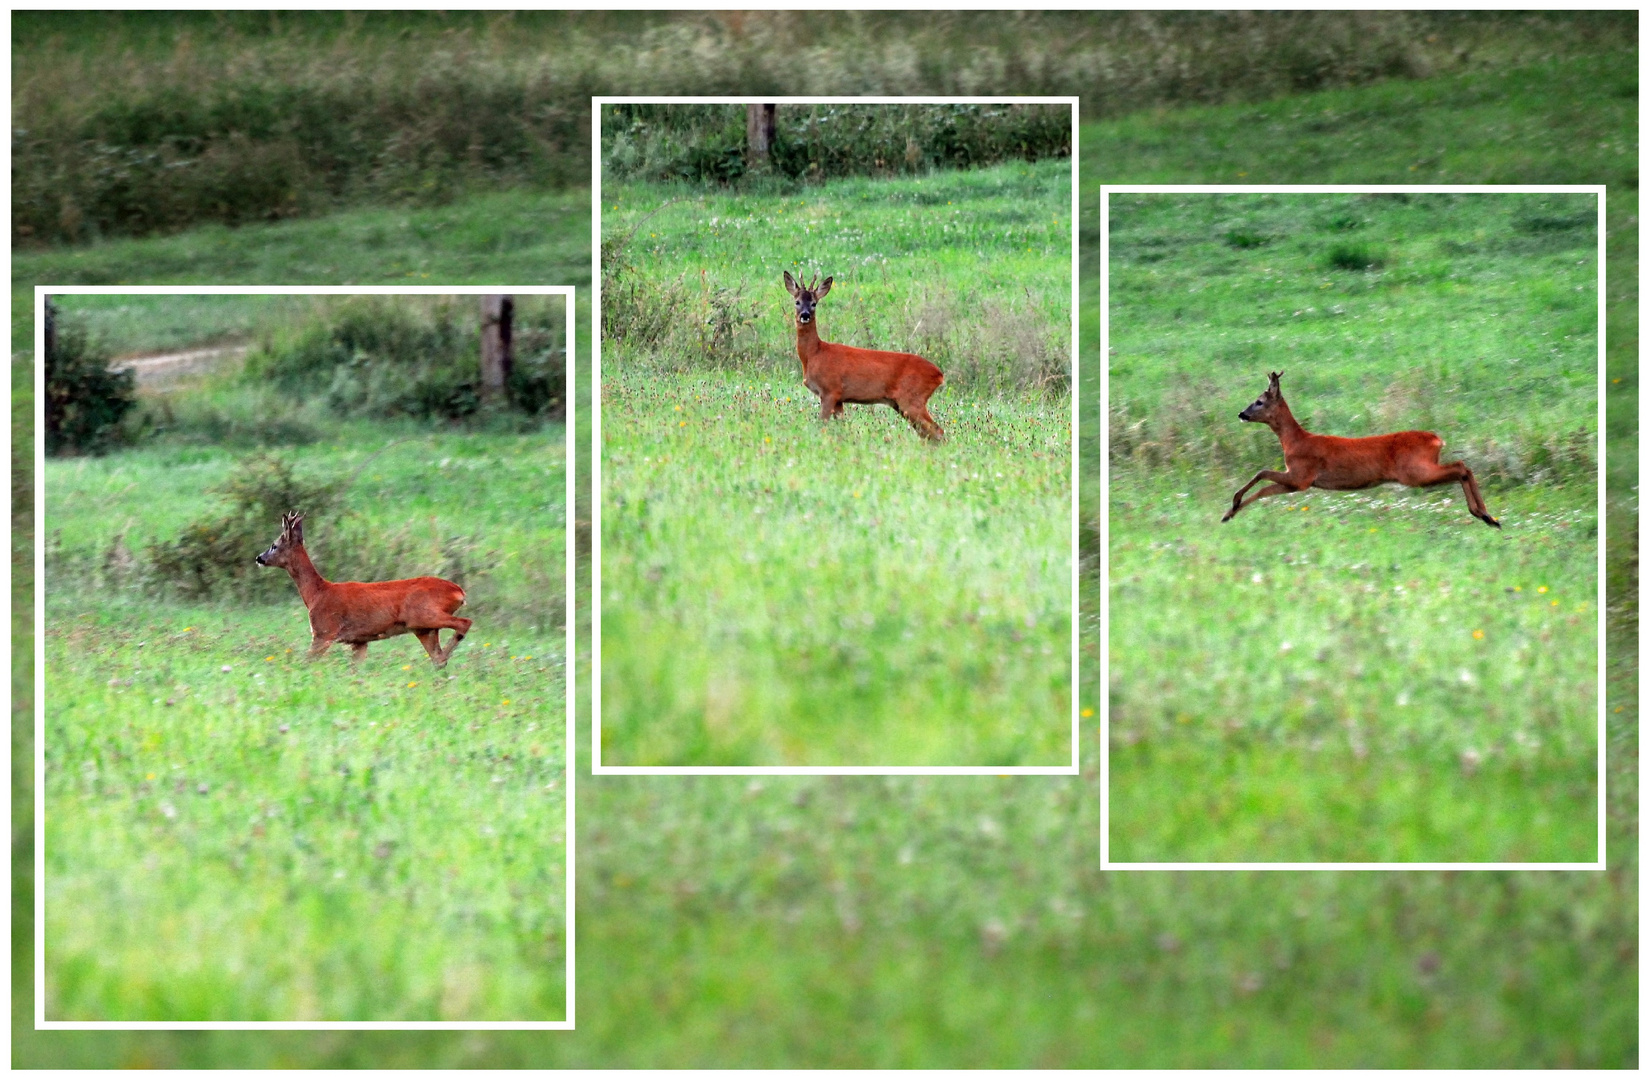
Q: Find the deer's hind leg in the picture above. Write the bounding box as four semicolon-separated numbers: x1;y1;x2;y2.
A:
413;629;446;667
423;615;473;666
896;398;944;442
1398;459;1501;528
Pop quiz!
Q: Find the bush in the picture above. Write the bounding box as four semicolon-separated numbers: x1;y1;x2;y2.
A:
144;455;345;601
44;302;137;455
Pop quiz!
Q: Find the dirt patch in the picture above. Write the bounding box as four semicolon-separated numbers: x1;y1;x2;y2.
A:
113;345;247;389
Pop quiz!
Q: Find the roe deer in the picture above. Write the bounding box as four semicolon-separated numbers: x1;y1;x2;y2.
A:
255;511;474;667
783;271;945;441
1223;371;1500;528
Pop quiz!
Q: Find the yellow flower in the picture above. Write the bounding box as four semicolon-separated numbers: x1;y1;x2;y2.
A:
1472;630;1484;640
265;656;274;661
1537;586;1548;593
408;681;418;688
502;699;511;706
402;665;411;671
1080;707;1094;718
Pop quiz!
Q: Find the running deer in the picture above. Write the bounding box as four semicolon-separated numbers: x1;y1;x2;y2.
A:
255;511;474;667
783;271;945;441
1223;371;1501;528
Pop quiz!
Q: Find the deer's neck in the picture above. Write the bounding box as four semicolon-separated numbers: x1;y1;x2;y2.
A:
1268;400;1310;450
284;547;331;609
795;318;823;371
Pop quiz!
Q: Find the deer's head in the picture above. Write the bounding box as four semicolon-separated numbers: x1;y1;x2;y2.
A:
783;271;832;326
1238;371;1287;423
255;511;304;569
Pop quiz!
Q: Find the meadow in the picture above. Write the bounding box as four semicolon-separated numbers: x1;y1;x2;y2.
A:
16;11;1624;244
600;161;1072;766
12;17;1639;1071
39;301;569;1020
1105;192;1600;862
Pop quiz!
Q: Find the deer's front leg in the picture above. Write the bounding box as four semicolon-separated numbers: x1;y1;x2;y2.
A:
819;390;841;422
1223;468;1310;522
307;635;336;660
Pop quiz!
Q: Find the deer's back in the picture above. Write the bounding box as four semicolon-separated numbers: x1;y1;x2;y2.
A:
1298;429;1444;489
810;342;942;401
315;576;465;622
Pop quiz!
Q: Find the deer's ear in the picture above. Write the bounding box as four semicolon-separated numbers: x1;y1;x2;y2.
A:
783;271;800;297
815;276;832;300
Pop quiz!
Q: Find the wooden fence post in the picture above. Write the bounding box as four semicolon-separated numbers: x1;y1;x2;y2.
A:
480;294;514;405
747;103;777;162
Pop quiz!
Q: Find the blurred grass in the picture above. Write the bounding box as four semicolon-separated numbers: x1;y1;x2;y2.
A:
601;370;1070;767
12;187;591;355
14;11;1632;243
13;21;1641;1071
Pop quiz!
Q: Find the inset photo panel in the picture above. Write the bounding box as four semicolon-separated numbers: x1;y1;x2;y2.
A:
594;98;1079;773
35;286;575;1028
1099;186;1605;869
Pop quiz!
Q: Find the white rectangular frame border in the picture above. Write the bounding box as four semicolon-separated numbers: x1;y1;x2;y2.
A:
1097;184;1609;872
31;285;578;1030
590;96;1081;776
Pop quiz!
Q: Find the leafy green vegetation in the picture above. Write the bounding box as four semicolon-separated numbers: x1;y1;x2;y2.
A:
600;162;1071;766
602;103;1071;186
43;306;136;454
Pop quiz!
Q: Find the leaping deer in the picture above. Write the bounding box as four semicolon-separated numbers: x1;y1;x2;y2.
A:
255;511;473;667
783;271;945;441
1223;371;1501;528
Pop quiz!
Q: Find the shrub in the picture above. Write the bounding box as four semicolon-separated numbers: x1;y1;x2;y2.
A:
144;455;345;601
244;296;565;422
44;302;137;455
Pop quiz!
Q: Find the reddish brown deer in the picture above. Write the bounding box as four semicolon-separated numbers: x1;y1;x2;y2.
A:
1223;371;1500;528
255;511;474;667
783;271;945;441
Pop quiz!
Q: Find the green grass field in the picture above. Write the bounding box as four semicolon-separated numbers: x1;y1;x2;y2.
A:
599;162;1072;766
1105;192;1601;862
43;417;568;1020
12;32;1639;1070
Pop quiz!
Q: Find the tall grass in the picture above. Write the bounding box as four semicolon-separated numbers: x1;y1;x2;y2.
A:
15;10;1633;243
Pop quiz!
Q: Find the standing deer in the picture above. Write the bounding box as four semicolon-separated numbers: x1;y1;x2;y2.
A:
255;511;474;667
783;271;945;441
1223;371;1501;528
